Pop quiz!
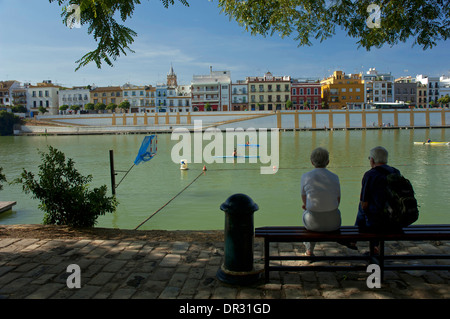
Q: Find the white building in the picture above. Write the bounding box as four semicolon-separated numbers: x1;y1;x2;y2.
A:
191;68;231;111
363;68;394;104
59;86;90;112
439;76;450;101
416;74;440;105
0;81;21;106
27;80;61;115
174;85;192;112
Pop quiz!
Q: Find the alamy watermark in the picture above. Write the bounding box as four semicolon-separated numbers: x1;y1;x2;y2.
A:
66;264;81;289
366;264;381;288
65;4;81;29
171;120;279;174
366;3;381;29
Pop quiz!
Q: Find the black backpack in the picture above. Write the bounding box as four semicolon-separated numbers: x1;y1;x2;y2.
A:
377;167;419;229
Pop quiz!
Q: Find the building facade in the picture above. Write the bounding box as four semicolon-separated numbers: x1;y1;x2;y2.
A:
246;72;291;111
291;79;321;109
394;77;417;106
363;68;394;104
231;81;248;111
416;75;440;106
90;86;123;107
171;85;191;112
439;76;450;104
59;86;90;111
11;83;28;108
122;83;148;112
27;80;61;115
0;81;21;106
320;71;364;109
416;83;428;108
191;68;231;111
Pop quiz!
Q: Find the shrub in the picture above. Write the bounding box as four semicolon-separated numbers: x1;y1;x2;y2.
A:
0;167;6;191
15;146;118;227
0;110;21;136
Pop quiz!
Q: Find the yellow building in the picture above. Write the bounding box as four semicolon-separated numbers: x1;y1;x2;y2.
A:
90;86;123;106
246;72;291;111
320;71;364;109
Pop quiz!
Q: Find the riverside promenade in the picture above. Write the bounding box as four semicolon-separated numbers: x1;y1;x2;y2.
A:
0;225;449;301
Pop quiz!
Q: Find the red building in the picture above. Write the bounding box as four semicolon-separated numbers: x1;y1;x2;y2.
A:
291;80;322;109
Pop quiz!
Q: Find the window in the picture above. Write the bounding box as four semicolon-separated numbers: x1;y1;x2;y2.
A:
259;85;264;92
300;88;304;95
293;88;297;95
45;91;49;97
314;88;318;95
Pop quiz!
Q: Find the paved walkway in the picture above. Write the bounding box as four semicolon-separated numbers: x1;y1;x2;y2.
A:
0;236;449;300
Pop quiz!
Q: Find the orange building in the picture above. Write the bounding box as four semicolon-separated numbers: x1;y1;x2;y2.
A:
320;71;364;109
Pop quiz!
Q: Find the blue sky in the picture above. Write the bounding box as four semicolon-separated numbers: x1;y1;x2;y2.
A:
1;0;449;88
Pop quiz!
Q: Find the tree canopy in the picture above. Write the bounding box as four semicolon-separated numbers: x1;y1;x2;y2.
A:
50;0;450;71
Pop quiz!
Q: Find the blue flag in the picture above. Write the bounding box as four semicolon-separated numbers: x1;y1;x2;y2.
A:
134;135;157;165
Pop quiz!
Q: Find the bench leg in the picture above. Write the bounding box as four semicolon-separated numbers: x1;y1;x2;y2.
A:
264;238;270;283
379;240;385;282
370;240;385;283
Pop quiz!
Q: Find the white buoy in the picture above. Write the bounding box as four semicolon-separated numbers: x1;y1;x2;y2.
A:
180;159;189;170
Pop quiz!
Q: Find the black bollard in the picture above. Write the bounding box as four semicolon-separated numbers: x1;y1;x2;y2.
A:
216;193;261;285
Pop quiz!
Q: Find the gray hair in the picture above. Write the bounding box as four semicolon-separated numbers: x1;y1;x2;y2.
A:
311;147;329;168
370;146;388;164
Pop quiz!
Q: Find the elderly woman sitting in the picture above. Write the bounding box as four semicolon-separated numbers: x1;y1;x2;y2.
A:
301;147;341;256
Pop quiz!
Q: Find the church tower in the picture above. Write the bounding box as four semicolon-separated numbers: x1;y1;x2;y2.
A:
167;63;178;88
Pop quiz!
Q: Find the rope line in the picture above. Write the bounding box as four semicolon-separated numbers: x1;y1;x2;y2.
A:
115;164;135;189
134;171;204;230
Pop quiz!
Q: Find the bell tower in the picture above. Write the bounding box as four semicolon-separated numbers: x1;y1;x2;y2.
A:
167;63;178;88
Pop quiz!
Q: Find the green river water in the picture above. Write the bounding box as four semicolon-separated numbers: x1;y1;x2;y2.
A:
0;128;449;230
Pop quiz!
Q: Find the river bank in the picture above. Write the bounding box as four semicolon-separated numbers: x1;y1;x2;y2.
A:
0;224;224;242
0;224;449;300
14;108;450;135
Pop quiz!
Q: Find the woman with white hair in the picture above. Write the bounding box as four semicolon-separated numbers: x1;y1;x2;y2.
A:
301;147;341;256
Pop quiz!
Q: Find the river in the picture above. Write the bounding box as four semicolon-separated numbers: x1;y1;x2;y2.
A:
0;128;449;230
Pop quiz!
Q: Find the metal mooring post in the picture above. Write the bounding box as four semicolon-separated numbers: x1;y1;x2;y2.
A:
216;193;261;285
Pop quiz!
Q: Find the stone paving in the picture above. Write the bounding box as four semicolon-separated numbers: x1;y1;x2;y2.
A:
0;236;449;299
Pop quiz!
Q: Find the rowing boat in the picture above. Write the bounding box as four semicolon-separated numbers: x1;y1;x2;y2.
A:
414;141;450;145
238;144;260;147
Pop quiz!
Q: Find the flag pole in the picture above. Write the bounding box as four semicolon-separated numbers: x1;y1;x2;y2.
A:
109;150;116;195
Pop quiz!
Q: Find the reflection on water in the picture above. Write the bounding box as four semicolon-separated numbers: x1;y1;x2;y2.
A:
0;128;449;230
